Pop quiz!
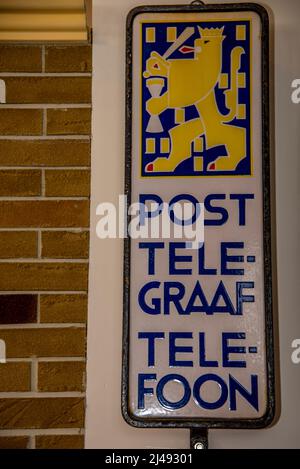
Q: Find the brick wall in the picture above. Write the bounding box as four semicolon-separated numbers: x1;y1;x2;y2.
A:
0;44;92;449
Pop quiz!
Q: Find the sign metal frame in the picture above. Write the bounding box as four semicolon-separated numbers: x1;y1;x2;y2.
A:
122;2;275;430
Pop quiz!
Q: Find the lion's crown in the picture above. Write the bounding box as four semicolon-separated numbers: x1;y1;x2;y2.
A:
198;26;225;37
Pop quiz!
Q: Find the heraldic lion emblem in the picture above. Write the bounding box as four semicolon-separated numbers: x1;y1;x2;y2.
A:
141;22;251;177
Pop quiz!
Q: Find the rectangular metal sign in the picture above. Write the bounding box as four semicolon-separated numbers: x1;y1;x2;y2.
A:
122;3;274;429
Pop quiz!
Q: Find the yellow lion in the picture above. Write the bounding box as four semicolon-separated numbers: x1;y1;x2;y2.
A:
144;26;246;173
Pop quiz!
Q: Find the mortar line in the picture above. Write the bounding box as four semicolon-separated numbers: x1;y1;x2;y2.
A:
0;196;89;200
37;357;86;363
0;228;37;232
31;357;38;392
43;168;90;172
37;292;41;323
0;136;90;141
0;167;91;170
0;228;90;232
0;392;85;398
28;436;36;450
0;291;87;294
5;358;86;363
0;323;86;329
0;429;84;436
37;231;42;259
42;109;47;136
0;104;92;109
41;169;46;197
41;46;46;73
0;73;92;77
0;258;88;263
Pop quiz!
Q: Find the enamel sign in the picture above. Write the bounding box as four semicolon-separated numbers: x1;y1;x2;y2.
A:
122;3;274;429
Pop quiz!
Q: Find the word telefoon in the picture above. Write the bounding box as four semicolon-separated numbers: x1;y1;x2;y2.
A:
122;3;275;430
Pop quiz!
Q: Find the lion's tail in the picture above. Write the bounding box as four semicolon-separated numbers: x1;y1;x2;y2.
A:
222;46;244;122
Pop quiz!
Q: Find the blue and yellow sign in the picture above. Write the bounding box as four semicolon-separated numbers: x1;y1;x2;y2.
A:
141;20;251;177
123;4;274;432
